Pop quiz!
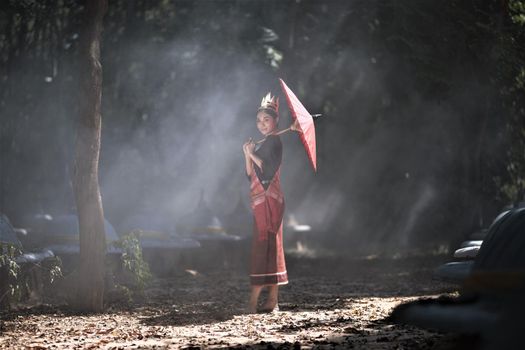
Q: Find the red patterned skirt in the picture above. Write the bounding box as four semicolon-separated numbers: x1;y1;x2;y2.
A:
249;169;288;286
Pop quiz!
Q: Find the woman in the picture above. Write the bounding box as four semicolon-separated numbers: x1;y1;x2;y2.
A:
243;92;287;314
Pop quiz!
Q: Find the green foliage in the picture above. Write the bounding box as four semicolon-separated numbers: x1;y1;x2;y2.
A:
113;231;152;293
0;245;62;307
495;0;525;203
0;244;22;304
264;45;283;69
499;114;525;203
46;256;63;285
510;0;525;26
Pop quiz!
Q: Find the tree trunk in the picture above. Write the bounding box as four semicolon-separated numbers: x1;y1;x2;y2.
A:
72;0;108;312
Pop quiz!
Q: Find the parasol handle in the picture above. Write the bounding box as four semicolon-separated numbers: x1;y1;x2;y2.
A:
255;119;302;144
255;127;294;144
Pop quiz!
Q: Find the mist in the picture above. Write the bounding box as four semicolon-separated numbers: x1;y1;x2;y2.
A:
0;0;515;255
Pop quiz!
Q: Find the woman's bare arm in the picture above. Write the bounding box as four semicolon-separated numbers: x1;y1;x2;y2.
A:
248;152;263;171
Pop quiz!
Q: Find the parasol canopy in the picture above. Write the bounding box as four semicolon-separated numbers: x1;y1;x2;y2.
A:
279;78;317;171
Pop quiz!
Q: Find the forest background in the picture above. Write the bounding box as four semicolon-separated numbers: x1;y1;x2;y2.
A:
1;0;525;255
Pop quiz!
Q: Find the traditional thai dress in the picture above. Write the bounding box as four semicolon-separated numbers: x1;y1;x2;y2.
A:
248;135;288;285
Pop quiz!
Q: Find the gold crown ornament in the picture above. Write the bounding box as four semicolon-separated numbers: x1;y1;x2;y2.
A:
259;92;279;114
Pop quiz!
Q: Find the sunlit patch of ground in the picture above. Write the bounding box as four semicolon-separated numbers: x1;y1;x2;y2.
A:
0;254;458;349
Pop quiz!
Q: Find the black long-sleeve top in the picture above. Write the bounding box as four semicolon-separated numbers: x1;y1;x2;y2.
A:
249;135;282;190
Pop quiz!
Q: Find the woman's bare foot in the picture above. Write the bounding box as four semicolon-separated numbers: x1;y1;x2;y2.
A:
259;285;279;312
258;304;279;313
247;285;263;314
245;304;258;314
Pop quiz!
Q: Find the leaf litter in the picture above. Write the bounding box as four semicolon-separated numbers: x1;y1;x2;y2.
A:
0;254;459;349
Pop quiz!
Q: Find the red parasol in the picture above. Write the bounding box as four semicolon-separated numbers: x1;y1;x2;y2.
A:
279;78;317;172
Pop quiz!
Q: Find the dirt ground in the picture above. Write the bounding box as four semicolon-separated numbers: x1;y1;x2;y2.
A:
0;250;460;349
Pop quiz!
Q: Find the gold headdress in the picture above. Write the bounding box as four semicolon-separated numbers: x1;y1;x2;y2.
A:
259;92;279;115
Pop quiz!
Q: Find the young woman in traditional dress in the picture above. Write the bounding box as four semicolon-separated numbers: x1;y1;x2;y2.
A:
243;93;287;313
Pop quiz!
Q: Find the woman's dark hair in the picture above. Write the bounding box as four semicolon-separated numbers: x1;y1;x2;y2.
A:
257;108;279;119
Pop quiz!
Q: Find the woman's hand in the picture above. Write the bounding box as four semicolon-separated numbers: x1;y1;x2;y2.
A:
243;139;255;156
243;139;256;176
290;119;300;132
246;140;255;154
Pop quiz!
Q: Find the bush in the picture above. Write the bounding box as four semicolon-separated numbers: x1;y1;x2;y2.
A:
112;231;152;294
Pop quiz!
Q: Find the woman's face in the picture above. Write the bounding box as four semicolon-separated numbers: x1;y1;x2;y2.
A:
256;111;278;136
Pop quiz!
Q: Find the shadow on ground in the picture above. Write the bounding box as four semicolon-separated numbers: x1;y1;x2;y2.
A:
138;253;456;327
0;253;461;349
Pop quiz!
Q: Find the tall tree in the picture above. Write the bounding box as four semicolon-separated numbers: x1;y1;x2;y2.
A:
72;0;108;312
